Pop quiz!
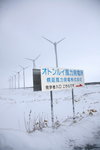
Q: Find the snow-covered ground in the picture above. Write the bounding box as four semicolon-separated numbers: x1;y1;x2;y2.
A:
0;85;100;150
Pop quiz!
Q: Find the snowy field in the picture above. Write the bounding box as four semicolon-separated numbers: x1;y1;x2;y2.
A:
0;85;100;150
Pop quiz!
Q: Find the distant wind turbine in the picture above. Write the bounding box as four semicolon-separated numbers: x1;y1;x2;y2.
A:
8;76;12;89
19;65;29;89
15;70;22;89
12;74;17;89
25;54;40;69
9;75;13;89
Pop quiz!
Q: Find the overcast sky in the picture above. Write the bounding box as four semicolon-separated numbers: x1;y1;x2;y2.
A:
0;0;100;88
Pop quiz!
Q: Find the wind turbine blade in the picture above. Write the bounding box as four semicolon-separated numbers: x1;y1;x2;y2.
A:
19;65;24;69
15;70;22;73
56;37;66;44
34;54;40;61
42;36;54;44
25;58;33;61
24;66;30;70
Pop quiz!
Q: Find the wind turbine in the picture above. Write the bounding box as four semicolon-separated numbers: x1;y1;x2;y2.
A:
25;54;40;69
42;36;65;67
9;75;13;89
25;55;40;90
19;65;29;89
13;74;16;89
15;70;22;89
8;77;12;89
12;74;17;89
42;36;66;127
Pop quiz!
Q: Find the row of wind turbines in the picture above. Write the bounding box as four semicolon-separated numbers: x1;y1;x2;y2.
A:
8;55;40;89
8;36;65;89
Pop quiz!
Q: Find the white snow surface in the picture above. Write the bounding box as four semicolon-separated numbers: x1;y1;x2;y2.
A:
0;85;100;150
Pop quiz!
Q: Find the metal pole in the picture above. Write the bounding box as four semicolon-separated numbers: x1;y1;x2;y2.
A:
72;88;75;120
19;65;29;89
23;69;25;89
32;61;34;69
32;62;34;91
33;60;36;69
9;79;11;89
50;91;54;127
32;69;34;91
12;76;13;89
18;72;20;89
14;75;16;89
54;43;58;68
9;76;12;89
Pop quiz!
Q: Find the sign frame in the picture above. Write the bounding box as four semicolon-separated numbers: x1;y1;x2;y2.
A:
40;67;84;91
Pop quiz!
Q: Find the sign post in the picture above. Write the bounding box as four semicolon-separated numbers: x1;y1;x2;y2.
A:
50;91;54;127
72;88;75;120
40;67;84;124
33;67;84;126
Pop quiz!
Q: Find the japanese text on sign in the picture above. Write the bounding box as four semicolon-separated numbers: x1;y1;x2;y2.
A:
41;68;84;91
